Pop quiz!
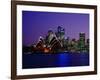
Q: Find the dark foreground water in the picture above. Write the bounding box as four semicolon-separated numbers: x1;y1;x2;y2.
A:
22;52;89;69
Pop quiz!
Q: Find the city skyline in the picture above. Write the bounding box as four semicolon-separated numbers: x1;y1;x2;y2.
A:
22;11;89;46
23;26;89;53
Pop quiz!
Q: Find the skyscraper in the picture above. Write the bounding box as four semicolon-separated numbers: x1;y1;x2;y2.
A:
55;26;65;48
56;26;65;40
78;33;85;52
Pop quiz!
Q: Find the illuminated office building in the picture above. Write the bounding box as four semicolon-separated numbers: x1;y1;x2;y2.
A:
78;33;85;52
56;26;65;40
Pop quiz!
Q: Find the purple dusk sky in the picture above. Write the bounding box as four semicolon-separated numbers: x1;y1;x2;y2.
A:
22;11;89;46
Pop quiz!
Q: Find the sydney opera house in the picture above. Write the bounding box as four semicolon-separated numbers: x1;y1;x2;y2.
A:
23;26;89;53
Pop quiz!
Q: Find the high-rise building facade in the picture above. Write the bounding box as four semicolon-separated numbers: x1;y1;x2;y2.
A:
56;26;65;40
78;33;85;52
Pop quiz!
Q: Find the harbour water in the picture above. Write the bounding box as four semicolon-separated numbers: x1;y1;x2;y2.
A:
22;52;89;69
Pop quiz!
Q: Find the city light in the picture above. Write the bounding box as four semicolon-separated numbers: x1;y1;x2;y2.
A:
23;26;89;53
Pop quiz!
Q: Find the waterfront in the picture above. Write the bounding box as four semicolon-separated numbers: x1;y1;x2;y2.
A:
23;52;89;69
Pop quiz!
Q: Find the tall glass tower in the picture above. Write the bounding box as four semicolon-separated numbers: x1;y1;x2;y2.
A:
78;33;85;51
56;26;65;40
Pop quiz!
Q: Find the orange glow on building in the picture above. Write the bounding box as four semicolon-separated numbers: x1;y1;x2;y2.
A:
44;48;50;53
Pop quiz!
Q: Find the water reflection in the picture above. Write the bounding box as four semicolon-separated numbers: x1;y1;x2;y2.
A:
23;52;89;69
